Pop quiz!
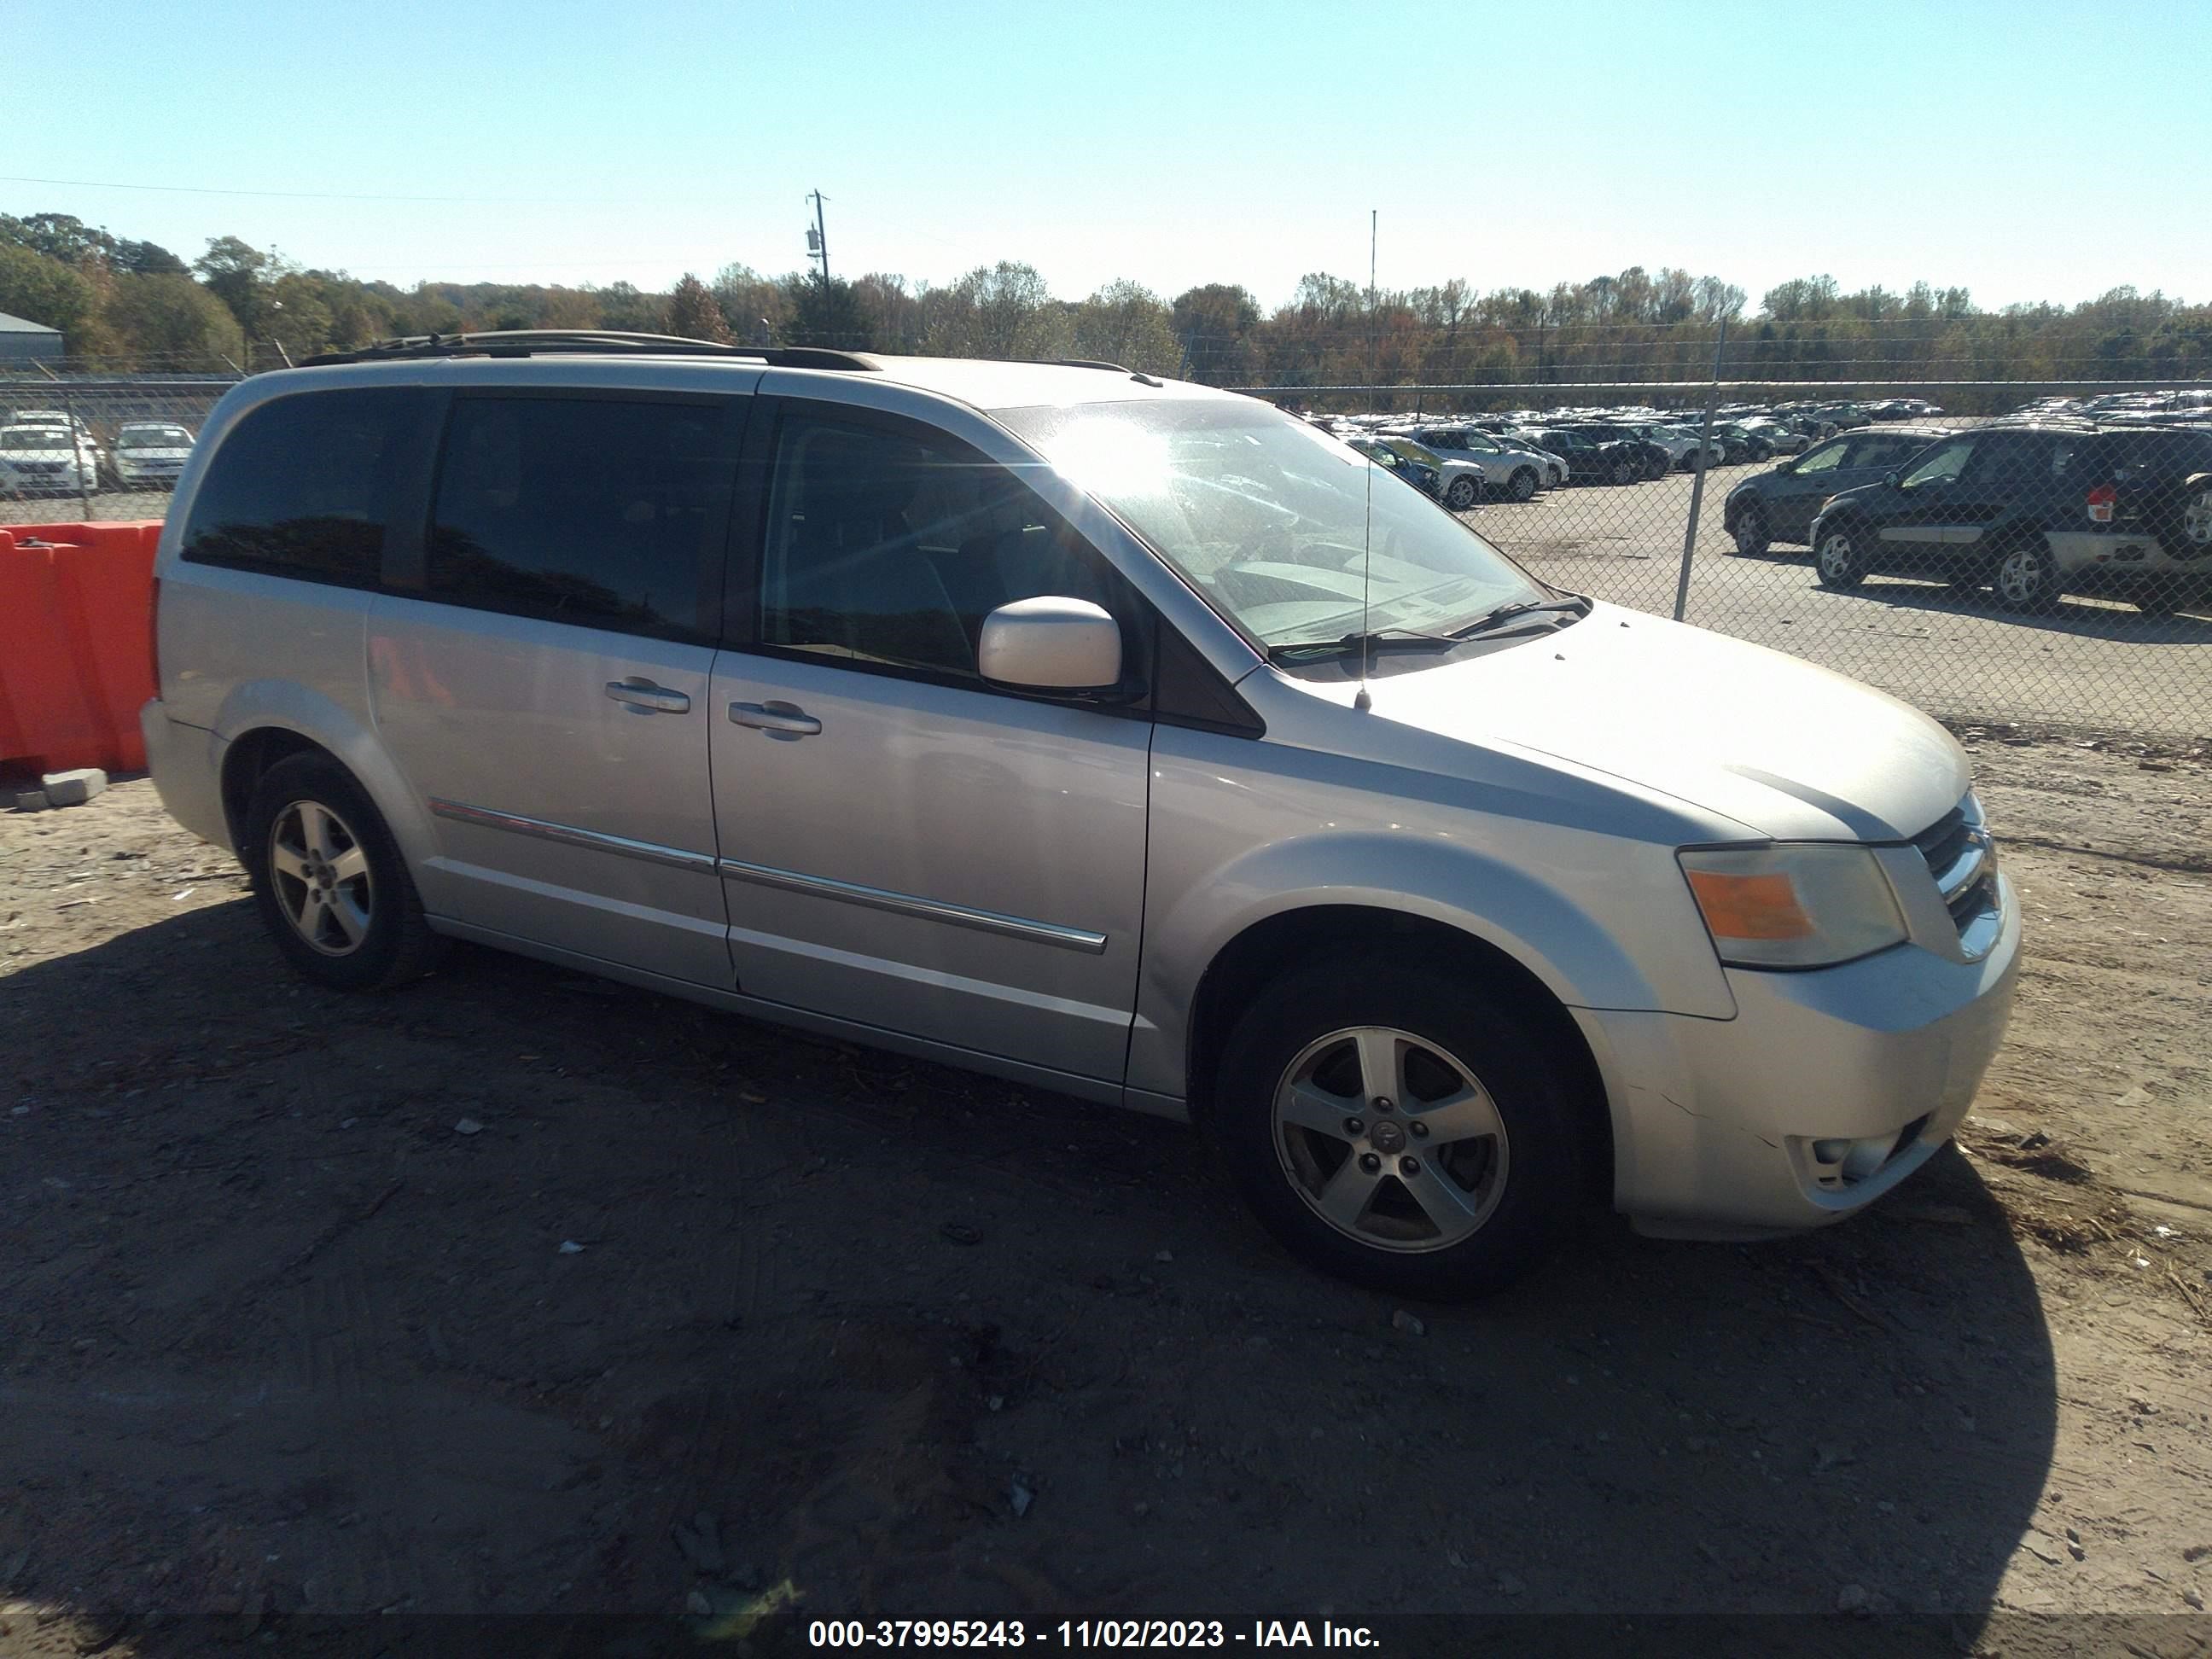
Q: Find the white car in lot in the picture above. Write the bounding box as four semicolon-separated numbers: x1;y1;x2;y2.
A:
113;422;197;490
0;423;95;496
1390;426;1551;504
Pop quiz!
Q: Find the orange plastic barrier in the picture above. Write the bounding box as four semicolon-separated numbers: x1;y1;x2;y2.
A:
0;521;164;777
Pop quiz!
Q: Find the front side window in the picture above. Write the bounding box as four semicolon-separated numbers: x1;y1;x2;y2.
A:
1899;437;1976;490
1844;434;1926;472
425;395;729;642
1794;439;1850;475
998;399;1545;649
760;410;1132;684
181;388;413;586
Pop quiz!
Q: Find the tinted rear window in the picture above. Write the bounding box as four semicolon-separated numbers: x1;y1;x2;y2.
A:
424;394;732;643
181;389;414;587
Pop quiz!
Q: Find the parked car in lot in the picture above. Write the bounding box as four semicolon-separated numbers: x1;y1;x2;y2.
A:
112;422;197;490
1525;428;1645;486
1388;426;1550;504
1499;432;1570;489
1725;426;1959;556
1348;435;1443;500
2034;426;2212;613
0;423;95;496
1807;424;2084;606
1561;423;1672;480
142;333;2019;1297
1371;435;1479;505
1647;423;1726;472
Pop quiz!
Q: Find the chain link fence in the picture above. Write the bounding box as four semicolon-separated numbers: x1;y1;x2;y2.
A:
8;361;2206;742
1249;378;2212;742
2;368;238;527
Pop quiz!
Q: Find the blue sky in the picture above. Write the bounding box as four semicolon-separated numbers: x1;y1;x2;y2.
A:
10;0;2208;311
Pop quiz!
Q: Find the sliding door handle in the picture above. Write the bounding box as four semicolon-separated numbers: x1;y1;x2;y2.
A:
729;700;822;737
604;678;691;713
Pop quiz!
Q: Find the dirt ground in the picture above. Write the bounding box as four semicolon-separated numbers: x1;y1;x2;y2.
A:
2;731;2209;1653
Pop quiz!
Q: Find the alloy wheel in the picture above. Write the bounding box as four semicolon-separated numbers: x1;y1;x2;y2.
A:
267;799;375;957
1272;1026;1511;1253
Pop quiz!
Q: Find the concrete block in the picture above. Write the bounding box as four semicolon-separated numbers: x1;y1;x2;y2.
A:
39;769;108;808
9;789;50;812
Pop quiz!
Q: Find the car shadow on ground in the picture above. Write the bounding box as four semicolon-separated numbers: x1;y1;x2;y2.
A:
0;903;2058;1642
1714;551;2212;638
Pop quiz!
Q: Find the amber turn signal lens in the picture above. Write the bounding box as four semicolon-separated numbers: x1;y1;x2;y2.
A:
1684;870;1815;940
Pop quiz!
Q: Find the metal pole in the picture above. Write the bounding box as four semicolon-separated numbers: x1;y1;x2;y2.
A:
810;190;830;286
1672;317;1729;623
62;381;94;521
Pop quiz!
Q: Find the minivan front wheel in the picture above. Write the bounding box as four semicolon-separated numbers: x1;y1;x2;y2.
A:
1212;958;1580;1298
1815;526;1868;589
1443;476;1479;510
243;753;443;991
1507;467;1539;502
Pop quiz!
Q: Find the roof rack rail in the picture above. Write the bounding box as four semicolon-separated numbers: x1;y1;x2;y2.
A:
1051;358;1165;387
299;330;880;372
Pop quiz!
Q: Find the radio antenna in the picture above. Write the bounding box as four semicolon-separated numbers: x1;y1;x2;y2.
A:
1353;456;1374;713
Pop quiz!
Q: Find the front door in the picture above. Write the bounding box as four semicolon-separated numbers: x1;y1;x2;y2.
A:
707;400;1152;1084
1873;434;1981;570
370;387;748;986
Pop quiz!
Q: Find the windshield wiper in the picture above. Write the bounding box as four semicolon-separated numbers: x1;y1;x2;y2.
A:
1266;626;1461;664
1447;594;1592;638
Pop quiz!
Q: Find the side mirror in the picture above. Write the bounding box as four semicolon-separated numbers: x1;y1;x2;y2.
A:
1884;469;1903;489
978;597;1123;691
1774;457;1797;474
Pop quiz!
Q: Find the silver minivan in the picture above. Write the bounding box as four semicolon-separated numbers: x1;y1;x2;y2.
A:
141;335;2020;1296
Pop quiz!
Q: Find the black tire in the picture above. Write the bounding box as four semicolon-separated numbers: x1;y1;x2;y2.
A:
242;752;444;992
1732;503;1771;557
1990;539;2063;614
1209;954;1586;1299
1609;457;1638;487
1443;475;1479;511
1507;467;1539;503
1814;522;1869;590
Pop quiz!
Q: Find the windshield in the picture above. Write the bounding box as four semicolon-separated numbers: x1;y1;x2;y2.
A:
121;425;190;448
998;399;1545;648
2;428;70;451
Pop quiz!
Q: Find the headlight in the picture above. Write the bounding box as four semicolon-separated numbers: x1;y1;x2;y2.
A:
1679;845;1906;969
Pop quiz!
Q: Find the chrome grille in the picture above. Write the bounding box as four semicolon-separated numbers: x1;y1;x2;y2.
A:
1912;800;1996;933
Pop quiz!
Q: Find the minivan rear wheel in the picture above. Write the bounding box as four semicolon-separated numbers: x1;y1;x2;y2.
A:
1211;957;1580;1299
242;753;444;992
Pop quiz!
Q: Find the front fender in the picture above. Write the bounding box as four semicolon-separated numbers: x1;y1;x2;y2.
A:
211;679;439;871
1125;827;1736;1103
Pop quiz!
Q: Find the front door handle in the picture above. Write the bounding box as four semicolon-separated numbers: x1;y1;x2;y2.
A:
729;700;822;737
604;677;691;713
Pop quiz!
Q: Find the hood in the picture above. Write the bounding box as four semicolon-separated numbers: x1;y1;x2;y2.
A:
1348;602;1968;841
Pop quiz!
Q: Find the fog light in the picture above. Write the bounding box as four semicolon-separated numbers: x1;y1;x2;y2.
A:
1805;1132;1899;1189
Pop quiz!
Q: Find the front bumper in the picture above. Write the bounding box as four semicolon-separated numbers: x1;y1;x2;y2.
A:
1578;871;2022;1237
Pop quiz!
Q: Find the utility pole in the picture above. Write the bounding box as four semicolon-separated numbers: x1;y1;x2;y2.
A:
806;191;831;287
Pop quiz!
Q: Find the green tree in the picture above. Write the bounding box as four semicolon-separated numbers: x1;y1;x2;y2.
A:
0;212;118;266
1170;282;1260;382
1068;280;1179;375
194;236;281;332
99;272;245;367
712;262;787;344
0;245;99;345
664;273;733;342
785;276;873;348
114;238;189;276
